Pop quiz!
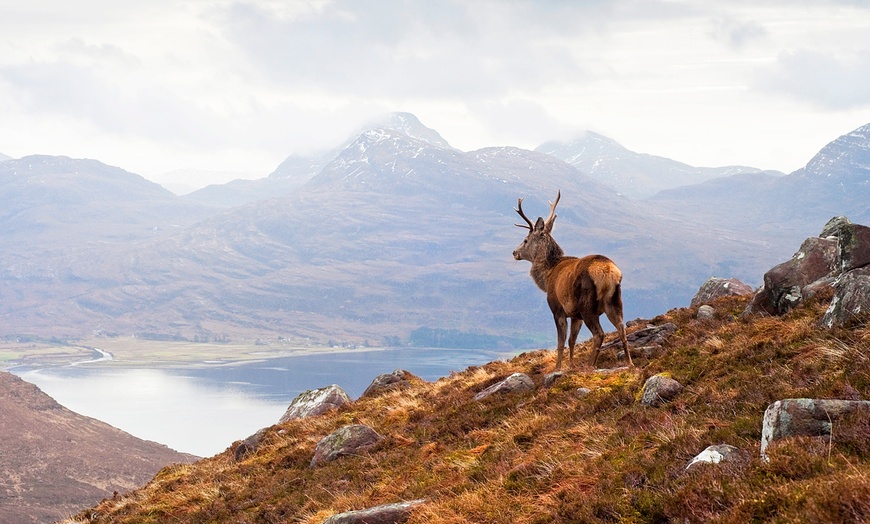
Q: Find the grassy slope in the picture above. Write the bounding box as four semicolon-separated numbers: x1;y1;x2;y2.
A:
68;296;870;523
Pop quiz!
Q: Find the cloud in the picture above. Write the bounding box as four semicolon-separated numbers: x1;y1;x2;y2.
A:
708;17;769;50
754;48;870;109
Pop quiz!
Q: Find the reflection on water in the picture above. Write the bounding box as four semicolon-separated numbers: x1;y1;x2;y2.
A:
11;347;516;457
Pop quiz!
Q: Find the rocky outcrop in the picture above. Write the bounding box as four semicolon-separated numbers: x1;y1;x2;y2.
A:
234;427;268;461
604;322;678;359
639;374;684;407
473;373;535;401
744;217;870;325
311;424;383;467
362;369;415;398
279;385;351;423
685;444;747;472
690;277;754;307
760;398;870;459
323;500;426;524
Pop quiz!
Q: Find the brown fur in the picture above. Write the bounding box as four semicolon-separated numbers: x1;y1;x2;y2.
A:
513;193;632;370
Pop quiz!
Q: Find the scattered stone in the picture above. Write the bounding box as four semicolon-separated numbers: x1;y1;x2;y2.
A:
234;427;268;461
836;223;870;273
323;499;426;524
279;385;351;423
685;444;746;472
640;374;684;407
821;267;870;328
594;366;631;375
311;424;384;467
575;387;592;397
474;373;535;401
362;369;415;398
603;323;678;351
690;277;754;308
542;371;565;388
696;305;715;320
760;398;870;459
820;215;851;239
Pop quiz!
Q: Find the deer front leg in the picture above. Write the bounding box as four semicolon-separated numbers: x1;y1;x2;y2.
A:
553;315;568;371
567;318;583;368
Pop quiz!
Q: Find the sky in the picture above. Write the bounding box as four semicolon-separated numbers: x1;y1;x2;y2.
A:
2;0;870;193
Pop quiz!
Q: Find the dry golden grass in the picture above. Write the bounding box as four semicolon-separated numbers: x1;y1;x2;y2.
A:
70;296;870;523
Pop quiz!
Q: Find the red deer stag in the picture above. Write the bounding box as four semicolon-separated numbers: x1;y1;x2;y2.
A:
513;191;632;370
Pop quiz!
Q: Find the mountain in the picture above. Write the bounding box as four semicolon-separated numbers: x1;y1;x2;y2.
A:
537;131;775;199
0;152;10;162
0;371;195;523
184;112;455;209
650;122;870;231
70;295;870;523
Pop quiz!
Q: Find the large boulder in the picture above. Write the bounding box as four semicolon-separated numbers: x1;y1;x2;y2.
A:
311;424;383;467
279;385;351;423
760;398;870;459
362;369;415;398
639;374;684;407
690;277;754;308
819;215;852;239
820;266;870;328
473;373;534;401
836;223;870;273
323;500;426;524
760;237;838;314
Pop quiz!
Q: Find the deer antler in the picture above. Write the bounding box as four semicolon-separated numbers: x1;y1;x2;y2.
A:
514;198;534;230
544;190;561;230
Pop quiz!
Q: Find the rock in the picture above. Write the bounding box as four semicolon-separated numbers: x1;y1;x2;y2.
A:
685;444;745;472
762;237;839;314
279;385;351;423
603;322;677;351
323;499;426;524
234;427;268;461
542;371;565;388
820;215;851;239
362;369;415;398
575;387;592;397
311;424;383;467
742;284;775;317
836;223;870;273
640;374;684;407
821;266;870;329
696;305;715;320
760;398;870;459
473;373;535;401
690;277;754;308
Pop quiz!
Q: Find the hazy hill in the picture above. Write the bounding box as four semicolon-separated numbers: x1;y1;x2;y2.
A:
537;131;774;199
67;295;870;523
0;371;195;523
0;152;10;162
650;122;870;231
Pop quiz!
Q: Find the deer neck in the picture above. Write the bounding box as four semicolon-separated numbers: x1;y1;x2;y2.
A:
529;239;565;292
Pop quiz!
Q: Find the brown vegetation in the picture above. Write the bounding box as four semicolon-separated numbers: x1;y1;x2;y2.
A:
68;295;870;523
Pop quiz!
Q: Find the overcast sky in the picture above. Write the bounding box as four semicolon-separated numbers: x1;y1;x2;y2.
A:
2;1;870;192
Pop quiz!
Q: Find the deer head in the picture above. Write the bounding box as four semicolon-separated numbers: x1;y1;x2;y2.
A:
512;191;561;262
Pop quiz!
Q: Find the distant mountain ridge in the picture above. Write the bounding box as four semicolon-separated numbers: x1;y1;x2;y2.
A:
537;131;775;199
1;115;868;347
0;371;195;522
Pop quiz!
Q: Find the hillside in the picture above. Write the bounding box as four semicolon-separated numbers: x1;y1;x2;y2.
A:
66;293;870;523
0;372;196;523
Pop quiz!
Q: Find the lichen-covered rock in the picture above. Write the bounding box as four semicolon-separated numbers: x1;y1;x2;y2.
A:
761;398;870;459
323;499;426;524
473;373;534;401
603;322;677;353
820;215;852;239
542;371;565;388
362;369;415;398
759;236;839;314
234;427;268;461
836;223;870;273
690;277;754;308
696;305;715;320
640;374;684;407
821;266;870;329
279;385;351;423
685;444;746;472
311;424;383;467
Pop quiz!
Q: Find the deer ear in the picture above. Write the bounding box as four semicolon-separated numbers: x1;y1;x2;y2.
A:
534;217;546;231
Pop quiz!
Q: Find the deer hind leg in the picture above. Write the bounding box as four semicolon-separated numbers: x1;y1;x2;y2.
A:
567;318;583;368
553;314;568;371
586;315;606;368
604;303;633;366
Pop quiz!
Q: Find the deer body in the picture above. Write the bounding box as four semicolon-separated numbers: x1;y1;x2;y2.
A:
513;192;632;370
